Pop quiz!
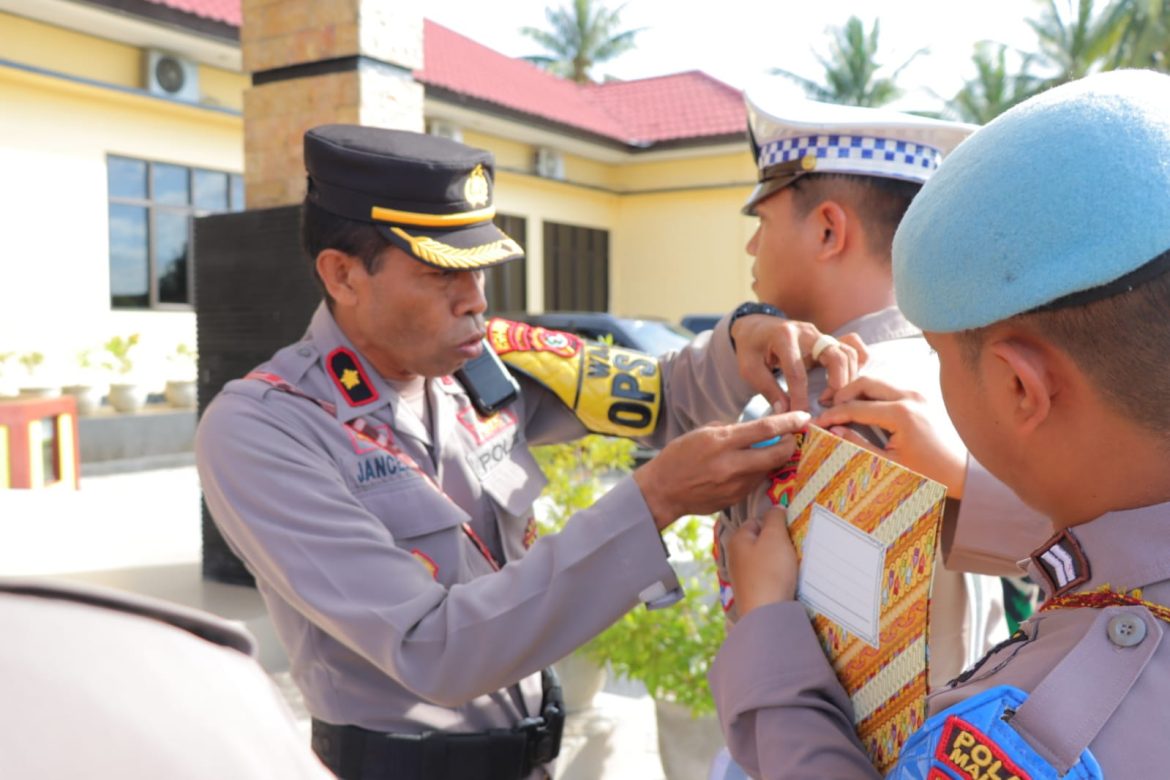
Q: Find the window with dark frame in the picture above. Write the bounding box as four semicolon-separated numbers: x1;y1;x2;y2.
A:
543;221;609;312
485;213;528;314
107;155;244;310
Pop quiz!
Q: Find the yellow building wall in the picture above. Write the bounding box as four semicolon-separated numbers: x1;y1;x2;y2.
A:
0;12;247;111
613;188;757;321
0;63;242;394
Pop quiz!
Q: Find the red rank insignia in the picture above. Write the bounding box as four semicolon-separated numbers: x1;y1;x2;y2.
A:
327;347;378;406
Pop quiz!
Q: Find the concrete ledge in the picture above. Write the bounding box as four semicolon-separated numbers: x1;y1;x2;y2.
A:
79;404;196;464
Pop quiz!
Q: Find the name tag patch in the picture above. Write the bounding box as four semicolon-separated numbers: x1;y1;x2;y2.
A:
354;453;414;486
936;716;1031;780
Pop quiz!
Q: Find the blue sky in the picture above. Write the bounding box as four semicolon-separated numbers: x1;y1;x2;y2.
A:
425;0;1040;113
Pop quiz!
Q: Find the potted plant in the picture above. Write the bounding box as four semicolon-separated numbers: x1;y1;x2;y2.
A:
17;351;59;398
104;334;145;413
583;514;727;780
532;434;638;712
164;342;198;408
62;348;109;415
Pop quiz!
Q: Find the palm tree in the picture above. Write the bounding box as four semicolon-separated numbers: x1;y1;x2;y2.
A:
520;0;642;84
1103;0;1170;70
1027;0;1120;84
774;16;924;107
952;42;1041;123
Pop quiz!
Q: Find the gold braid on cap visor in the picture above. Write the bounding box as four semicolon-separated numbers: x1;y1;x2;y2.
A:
390;227;522;269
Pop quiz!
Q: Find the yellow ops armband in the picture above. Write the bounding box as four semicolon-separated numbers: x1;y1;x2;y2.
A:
487;318;662;438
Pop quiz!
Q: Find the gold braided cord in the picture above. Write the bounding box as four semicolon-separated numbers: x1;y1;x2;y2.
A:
390;227;522;269
371;204;495;227
1040;583;1170;624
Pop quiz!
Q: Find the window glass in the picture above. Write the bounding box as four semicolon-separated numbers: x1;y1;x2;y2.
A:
153;163;189;206
155;210;190;304
109;203;149;308
108;156;239;309
193;169;229;212
109;157;147;200
230;174;245;212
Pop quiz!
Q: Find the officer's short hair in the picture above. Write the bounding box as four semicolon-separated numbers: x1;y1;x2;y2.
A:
955;247;1170;435
300;198;391;306
788;173;921;260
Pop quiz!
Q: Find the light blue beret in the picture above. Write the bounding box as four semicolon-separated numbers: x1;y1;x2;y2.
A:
893;70;1170;332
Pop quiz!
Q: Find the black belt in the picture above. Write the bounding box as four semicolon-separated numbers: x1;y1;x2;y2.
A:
312;669;564;780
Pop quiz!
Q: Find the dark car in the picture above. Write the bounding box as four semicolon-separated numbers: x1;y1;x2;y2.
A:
496;311;695;356
679;313;721;334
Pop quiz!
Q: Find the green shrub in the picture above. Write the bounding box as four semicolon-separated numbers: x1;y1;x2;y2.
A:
532;435;723;717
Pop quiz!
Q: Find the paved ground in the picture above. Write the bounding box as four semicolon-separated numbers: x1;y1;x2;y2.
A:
0;465;674;779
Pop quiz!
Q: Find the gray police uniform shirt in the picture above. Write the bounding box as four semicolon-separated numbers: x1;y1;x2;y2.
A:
716;306;1009;689
196;303;754;735
0;579;330;779
710;502;1170;778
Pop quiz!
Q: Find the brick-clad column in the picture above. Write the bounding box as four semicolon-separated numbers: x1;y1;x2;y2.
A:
199;3;424;585
241;0;424;208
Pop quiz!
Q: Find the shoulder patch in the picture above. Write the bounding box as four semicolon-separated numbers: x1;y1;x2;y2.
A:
487;318;661;437
326;347;379;407
936;715;1031;780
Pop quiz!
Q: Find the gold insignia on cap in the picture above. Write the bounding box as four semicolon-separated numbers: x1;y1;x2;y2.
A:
391;227;522;269
801;152;818;171
464;164;490;208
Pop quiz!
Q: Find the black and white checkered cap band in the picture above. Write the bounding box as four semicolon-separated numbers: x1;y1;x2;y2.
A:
758;134;943;182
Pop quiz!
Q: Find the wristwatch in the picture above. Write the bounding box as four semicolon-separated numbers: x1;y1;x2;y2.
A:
728;301;784;351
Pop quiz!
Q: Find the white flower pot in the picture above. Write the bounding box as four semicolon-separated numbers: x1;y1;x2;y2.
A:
553;653;608;713
62;384;105;416
108;382;147;413
164;379;197;409
654;699;725;780
18;386;60;399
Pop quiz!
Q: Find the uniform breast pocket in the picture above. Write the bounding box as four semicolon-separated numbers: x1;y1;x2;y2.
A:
346;457;472;585
478;442;547;559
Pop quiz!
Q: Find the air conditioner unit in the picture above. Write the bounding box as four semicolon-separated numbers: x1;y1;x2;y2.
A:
144;50;199;102
427;120;463;143
534;147;564;180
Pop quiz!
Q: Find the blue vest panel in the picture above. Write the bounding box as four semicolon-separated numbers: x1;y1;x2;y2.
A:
887;686;1103;780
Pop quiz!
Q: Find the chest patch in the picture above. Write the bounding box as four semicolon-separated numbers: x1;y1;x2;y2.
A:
411;549;439;580
457;406;517;445
465;430;519;479
936;716;1031;780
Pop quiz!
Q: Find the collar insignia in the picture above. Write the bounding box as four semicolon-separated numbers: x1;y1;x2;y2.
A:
326;347;379;407
1031;528;1090;598
464;163;490;208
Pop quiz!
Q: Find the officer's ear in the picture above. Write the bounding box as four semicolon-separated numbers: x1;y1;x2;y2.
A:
316;249;363;307
811;200;849;262
985;334;1059;438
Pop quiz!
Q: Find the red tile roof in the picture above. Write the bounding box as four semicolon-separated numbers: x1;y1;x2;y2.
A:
417;21;745;146
148;0;239;26
138;1;746;147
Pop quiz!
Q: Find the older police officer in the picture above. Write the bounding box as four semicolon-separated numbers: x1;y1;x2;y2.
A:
197;126;841;779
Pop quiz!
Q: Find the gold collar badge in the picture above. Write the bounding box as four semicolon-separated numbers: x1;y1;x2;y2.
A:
464;164;490;208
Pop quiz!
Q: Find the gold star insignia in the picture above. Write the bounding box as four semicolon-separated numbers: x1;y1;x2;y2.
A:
339;368;362;390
